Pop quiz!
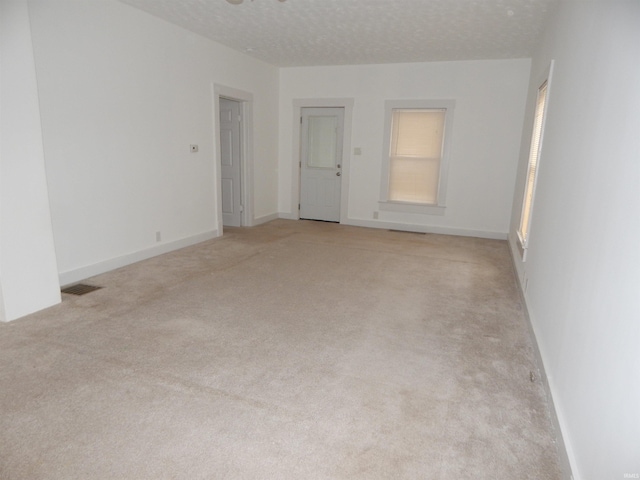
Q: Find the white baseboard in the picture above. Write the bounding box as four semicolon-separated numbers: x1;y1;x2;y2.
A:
271;214;507;240
507;242;575;480
59;230;219;287
253;212;280;225
344;217;508;240
278;212;298;221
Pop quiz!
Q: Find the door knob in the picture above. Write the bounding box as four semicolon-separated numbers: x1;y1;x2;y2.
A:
336;172;341;176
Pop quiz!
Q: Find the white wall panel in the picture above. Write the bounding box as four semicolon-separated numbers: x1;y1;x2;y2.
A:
279;59;531;237
509;2;640;479
28;0;279;283
0;0;60;321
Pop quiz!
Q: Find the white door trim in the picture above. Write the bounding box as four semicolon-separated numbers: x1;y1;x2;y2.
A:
292;98;354;223
213;84;254;234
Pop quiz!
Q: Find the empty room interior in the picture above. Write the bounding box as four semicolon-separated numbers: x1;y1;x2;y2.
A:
1;0;638;479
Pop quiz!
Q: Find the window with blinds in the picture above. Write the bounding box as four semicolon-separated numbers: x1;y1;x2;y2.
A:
379;99;454;215
388;109;446;204
518;80;549;248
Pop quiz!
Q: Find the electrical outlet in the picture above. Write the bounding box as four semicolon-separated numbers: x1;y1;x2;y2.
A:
190;144;199;153
373;211;379;219
156;231;161;242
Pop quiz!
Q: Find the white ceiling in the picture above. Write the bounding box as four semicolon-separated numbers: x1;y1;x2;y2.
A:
118;0;558;67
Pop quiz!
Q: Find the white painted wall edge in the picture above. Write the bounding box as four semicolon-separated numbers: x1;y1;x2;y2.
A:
59;230;219;287
507;238;575;480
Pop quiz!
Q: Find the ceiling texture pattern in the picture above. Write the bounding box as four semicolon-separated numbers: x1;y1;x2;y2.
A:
118;0;558;67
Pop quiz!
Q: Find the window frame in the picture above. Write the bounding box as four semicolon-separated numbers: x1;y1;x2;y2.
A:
379;99;455;216
517;62;553;259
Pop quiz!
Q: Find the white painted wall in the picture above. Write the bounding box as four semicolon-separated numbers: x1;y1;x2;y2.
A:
0;0;61;322
28;0;279;286
279;59;531;238
508;1;640;479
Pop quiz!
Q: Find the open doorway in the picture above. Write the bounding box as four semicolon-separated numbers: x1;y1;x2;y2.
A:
214;85;254;233
219;97;243;227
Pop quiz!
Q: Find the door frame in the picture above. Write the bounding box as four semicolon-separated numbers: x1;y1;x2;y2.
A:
214;84;254;234
292;98;354;223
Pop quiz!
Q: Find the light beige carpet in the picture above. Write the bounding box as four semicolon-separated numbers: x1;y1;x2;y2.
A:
0;220;562;479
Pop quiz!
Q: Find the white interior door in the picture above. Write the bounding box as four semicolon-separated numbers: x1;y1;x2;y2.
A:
219;98;242;227
300;107;344;222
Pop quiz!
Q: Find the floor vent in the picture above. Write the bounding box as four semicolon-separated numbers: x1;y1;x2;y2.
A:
61;284;103;296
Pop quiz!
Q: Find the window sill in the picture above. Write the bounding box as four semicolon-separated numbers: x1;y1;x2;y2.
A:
378;201;446;216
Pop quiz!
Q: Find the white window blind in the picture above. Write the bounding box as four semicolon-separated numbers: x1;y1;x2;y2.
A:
519;80;549;247
388;109;446;204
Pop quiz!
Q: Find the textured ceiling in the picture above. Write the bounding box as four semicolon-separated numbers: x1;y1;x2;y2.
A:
118;0;558;67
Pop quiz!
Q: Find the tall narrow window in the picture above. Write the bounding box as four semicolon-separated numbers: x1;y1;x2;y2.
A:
389;109;445;204
380;99;454;215
518;79;549;249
